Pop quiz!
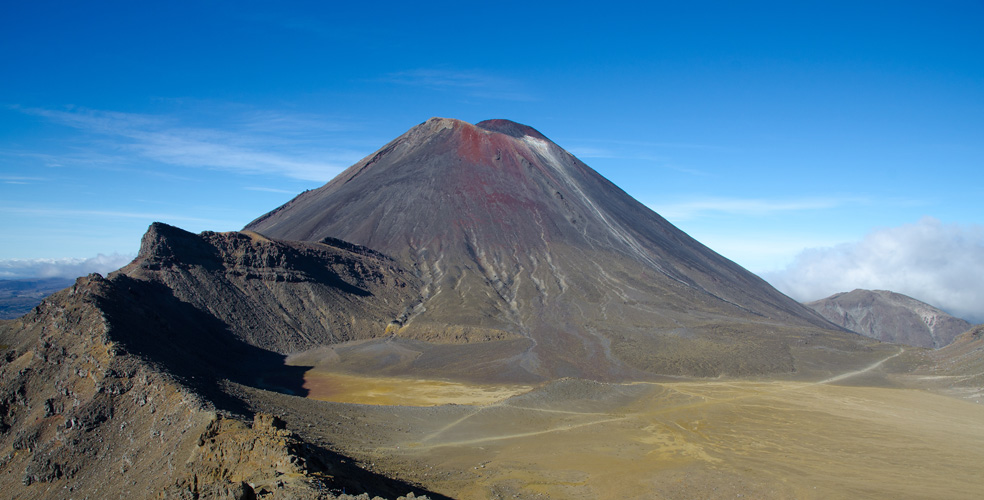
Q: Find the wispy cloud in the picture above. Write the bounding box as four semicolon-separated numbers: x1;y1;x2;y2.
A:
16;106;365;182
233;110;351;135
0;175;46;182
244;186;299;194
565;146;618;158
1;175;46;185
383;69;535;101
763;217;984;323
568;138;726;151
0;253;136;280
0;206;224;225
564;139;720;176
0;147;123;170
653;196;864;221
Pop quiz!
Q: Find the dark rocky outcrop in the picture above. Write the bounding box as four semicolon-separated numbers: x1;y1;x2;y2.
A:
120;223;421;354
0;241;440;499
805;289;974;348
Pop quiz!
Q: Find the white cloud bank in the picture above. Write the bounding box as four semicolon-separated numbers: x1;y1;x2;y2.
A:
0;254;135;280
763;217;984;323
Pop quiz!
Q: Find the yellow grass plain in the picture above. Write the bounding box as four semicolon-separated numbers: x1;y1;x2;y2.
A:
300;354;984;500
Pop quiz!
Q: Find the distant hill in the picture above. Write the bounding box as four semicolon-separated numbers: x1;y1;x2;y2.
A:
0;277;75;319
804;289;973;348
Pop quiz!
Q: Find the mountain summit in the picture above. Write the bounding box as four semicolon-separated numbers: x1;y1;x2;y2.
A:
247;118;859;380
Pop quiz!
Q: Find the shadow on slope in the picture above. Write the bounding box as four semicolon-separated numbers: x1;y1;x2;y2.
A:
95;275;453;498
0;273;450;499
96;274;309;413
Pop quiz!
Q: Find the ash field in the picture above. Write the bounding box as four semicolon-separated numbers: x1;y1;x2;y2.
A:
253;350;984;500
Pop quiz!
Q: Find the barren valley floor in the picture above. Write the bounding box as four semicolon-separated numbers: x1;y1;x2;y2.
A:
244;346;984;500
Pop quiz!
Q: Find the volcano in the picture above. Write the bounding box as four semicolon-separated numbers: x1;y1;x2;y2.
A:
247;118;860;381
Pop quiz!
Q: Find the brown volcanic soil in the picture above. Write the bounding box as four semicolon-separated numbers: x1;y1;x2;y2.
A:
898;324;984;403
233;347;984;500
247;117;862;380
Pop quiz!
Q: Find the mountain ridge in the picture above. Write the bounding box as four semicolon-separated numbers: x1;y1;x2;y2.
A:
0;232;444;499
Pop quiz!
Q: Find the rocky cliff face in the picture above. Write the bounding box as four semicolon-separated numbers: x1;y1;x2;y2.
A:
247;117;860;379
0;274;310;498
119;222;421;354
805;289;973;348
0;233;439;499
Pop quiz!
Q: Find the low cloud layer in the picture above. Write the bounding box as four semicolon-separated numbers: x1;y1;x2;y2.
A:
0;254;135;280
763;217;984;323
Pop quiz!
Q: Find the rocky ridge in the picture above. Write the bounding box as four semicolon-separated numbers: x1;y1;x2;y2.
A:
0;235;438;499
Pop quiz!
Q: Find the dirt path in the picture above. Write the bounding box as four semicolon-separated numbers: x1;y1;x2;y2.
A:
412;347;908;449
817;346;904;384
417;400;613;446
406;416;627;450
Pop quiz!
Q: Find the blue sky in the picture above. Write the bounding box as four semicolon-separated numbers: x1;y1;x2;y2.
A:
2;1;982;320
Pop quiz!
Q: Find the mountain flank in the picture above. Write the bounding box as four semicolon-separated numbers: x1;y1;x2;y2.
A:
805;289;973;348
927;325;984;386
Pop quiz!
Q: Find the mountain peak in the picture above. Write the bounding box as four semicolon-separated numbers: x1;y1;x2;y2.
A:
419;116;467;131
475;119;548;140
412;117;548;141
